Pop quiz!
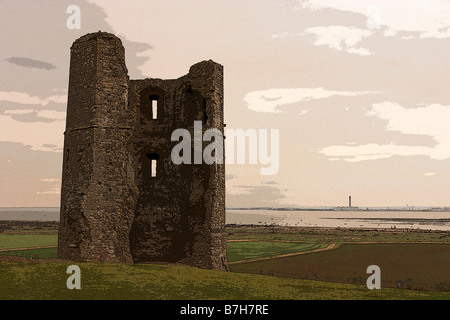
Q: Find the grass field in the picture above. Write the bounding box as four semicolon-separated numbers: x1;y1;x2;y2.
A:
0;240;328;262
0;248;57;259
0;234;57;250
1;261;450;300
2;222;450;299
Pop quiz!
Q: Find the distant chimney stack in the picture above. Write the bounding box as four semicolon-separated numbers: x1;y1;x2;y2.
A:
349;196;352;208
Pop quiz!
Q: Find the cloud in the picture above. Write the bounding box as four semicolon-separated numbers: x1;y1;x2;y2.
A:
271;32;290;39
262;181;279;185
298;0;450;39
0;0;153;207
226;184;286;207
0;112;65;152
271;32;303;39
5;57;56;70
320;143;431;162
38;178;61;195
424;172;436;176
244;87;380;113
305;26;373;56
41;178;61;183
0;91;67;106
4;109;66;122
320;102;450;162
37;187;60;195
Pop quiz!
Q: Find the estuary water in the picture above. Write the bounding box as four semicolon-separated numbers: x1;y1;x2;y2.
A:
1;207;450;231
0;207;60;221
226;209;450;231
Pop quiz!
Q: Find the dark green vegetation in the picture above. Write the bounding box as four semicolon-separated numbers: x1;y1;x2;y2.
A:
227;225;450;243
0;221;58;235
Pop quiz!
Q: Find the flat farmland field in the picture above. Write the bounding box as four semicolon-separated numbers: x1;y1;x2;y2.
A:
0;247;57;259
227;241;329;262
231;243;450;291
0;234;57;250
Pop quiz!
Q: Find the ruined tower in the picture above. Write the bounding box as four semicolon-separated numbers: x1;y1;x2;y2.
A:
58;32;228;271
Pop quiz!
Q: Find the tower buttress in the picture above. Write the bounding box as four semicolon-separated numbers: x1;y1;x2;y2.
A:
58;32;136;263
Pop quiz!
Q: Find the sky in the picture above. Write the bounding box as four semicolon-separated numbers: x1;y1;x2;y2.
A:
1;0;450;208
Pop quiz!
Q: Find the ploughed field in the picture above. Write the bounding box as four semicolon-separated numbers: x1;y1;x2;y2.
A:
230;243;450;291
227;226;450;291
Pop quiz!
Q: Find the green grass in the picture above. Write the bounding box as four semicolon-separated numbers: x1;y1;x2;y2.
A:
0;248;57;259
1;225;450;299
0;234;57;250
1;262;450;300
0;241;327;263
227;241;328;262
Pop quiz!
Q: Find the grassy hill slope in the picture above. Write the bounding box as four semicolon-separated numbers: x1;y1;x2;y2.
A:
1;261;449;300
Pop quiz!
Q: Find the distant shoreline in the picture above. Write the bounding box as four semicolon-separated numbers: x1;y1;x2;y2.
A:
227;207;450;212
1;207;450;213
0;207;59;209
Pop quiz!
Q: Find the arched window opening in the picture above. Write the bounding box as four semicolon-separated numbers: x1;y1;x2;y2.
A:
140;87;165;121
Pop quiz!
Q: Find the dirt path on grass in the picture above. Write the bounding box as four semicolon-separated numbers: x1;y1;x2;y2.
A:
228;239;318;243
0;245;57;252
228;239;450;244
229;243;337;265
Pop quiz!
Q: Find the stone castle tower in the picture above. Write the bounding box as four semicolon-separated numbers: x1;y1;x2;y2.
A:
57;32;228;271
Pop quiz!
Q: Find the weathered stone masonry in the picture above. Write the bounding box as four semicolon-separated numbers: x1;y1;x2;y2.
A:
58;32;229;271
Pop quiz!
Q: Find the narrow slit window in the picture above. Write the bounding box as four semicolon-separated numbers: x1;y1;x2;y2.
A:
150;95;159;120
151;159;157;178
152;100;158;120
146;153;160;178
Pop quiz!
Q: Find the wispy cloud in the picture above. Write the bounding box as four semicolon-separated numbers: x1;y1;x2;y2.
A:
0;111;64;153
272;26;372;56
40;178;61;183
244;87;380;113
0;91;67;106
226;184;286;206
37;188;60;195
4;109;66;122
298;0;450;39
320;102;450;162
305;26;373;56
226;174;238;181
5;57;56;70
